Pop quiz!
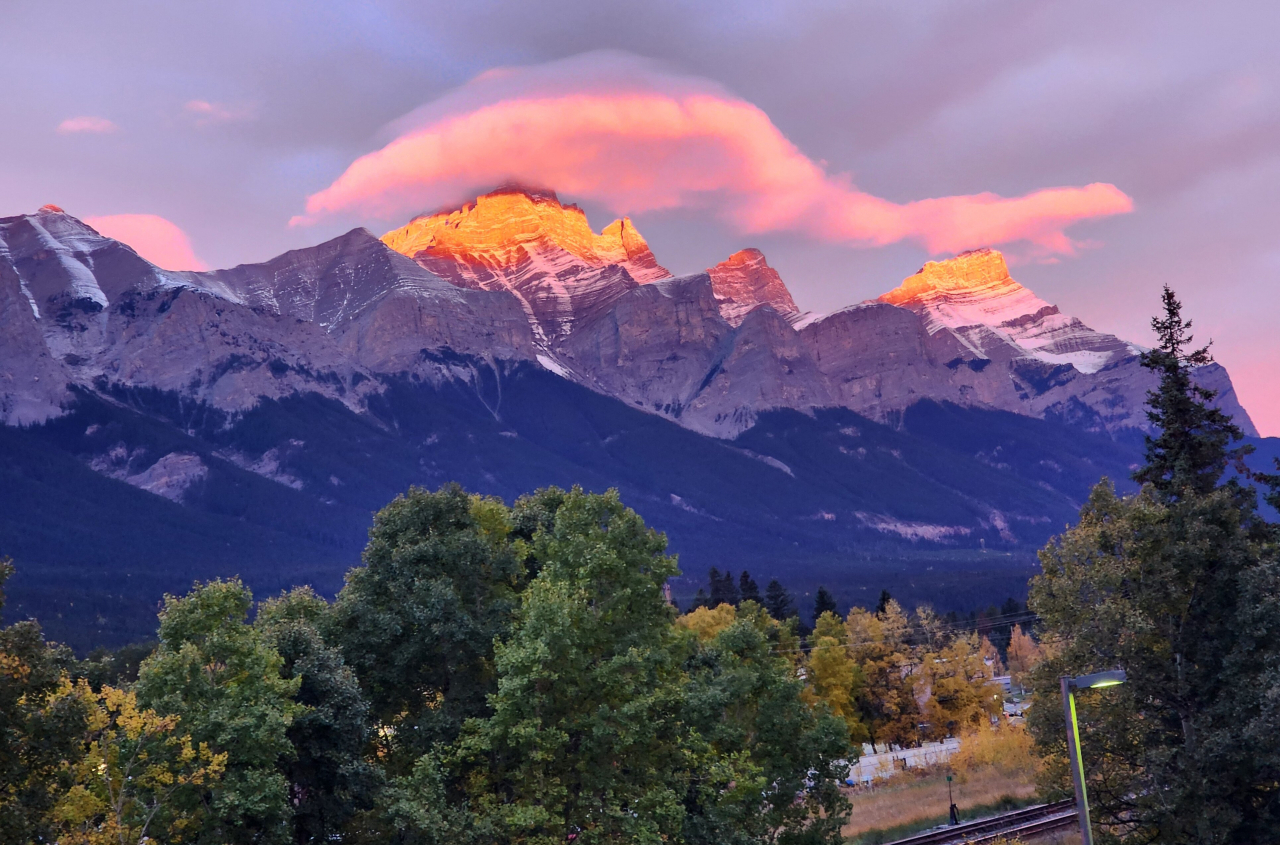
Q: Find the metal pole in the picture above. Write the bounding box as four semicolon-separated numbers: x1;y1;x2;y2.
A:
1061;676;1093;845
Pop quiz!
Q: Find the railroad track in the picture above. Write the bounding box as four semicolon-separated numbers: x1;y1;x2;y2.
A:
882;799;1077;845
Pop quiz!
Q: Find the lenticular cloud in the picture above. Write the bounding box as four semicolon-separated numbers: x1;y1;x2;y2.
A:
293;51;1132;256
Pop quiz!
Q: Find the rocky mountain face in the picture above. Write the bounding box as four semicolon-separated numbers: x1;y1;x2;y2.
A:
2;190;1257;444
707;248;799;326
382;191;1256;438
0;206;535;427
2;190;1256;443
382;186;669;344
877;249;1135;373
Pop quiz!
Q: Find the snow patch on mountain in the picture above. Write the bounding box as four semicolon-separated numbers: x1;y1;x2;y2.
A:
855;512;973;542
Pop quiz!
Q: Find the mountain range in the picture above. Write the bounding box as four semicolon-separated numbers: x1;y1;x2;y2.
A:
1;186;1269;650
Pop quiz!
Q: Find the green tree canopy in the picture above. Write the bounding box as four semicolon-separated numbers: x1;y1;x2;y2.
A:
256;587;380;844
682;605;851;845
326;484;525;771
452;487;687;843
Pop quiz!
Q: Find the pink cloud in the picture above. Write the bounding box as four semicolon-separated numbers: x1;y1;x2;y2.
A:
292;52;1133;256
184;99;253;126
57;116;117;135
84;214;210;271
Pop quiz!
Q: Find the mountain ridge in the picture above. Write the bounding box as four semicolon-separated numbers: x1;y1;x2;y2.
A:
1;192;1257;440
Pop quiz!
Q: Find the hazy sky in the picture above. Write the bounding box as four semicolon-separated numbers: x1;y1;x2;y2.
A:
3;1;1278;433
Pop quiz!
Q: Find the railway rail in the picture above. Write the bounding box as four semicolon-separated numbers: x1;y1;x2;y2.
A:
882;799;1077;845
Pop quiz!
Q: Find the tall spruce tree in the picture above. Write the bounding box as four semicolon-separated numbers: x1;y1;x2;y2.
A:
1029;287;1280;844
1134;285;1252;498
764;580;795;621
708;568;740;607
813;587;838;621
738;571;762;605
874;590;892;615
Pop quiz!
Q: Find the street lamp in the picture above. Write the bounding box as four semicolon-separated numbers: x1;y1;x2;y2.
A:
1061;670;1127;845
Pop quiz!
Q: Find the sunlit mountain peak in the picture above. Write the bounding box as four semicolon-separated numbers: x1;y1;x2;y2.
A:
381;185;669;283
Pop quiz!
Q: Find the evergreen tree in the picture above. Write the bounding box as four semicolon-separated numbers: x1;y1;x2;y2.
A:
708;568;739;607
689;587;713;611
1028;287;1280;844
813;586;838;621
764;579;795;621
874;589;892;615
738;570;762;605
1134;285;1251;499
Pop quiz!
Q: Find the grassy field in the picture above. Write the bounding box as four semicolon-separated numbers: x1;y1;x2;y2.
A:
841;765;1040;843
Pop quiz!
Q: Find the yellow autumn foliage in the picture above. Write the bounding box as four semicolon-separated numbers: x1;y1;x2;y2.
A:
49;680;225;844
675;603;738;641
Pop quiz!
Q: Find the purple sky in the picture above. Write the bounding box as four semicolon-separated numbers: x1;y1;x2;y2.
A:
3;1;1278;433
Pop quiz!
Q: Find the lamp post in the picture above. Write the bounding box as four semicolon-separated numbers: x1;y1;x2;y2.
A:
1061;670;1126;845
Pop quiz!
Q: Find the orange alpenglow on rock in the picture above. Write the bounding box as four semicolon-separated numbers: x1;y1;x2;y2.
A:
880;248;1024;308
879;248;1058;334
878;247;1132;373
381;185;670;283
706;248;799;326
381;185;671;344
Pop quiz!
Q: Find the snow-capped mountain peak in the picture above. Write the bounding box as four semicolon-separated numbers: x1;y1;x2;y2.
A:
878;248;1131;373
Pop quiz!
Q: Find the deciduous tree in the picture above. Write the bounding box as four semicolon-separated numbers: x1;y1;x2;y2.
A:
0;558;88;843
136;579;302;845
918;633;1000;741
326;485;525;771
1005;625;1040;693
50;681;225;844
802;612;869;746
845;601;919;750
453;488;687;842
256;588;380;844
